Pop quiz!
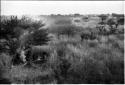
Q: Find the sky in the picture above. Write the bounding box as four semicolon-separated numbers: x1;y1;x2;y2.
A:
1;1;124;16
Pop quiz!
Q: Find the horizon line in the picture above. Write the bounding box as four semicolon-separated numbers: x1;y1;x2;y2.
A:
1;13;124;16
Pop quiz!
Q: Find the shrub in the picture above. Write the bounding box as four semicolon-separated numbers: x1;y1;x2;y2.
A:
29;29;50;46
18;16;44;30
74;19;81;23
49;24;80;38
106;18;118;34
55;18;72;25
107;18;117;27
80;31;97;41
0;15;49;66
0;16;19;39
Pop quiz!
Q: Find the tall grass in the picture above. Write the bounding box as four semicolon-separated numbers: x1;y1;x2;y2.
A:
0;53;12;84
47;35;124;84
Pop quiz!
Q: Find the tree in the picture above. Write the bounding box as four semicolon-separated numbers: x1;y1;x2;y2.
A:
0;15;49;65
111;13;124;28
0;16;22;56
107;18;117;33
0;16;19;39
117;17;124;26
98;14;107;23
19;16;44;30
59;25;77;36
28;29;50;46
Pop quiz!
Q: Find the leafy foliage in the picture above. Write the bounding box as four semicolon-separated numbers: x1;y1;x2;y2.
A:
28;29;50;46
0;16;48;54
0;16;19;39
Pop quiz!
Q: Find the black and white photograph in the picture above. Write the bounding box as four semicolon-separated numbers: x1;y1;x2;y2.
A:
0;0;124;84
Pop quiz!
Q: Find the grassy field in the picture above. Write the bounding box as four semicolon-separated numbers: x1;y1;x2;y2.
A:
0;14;124;84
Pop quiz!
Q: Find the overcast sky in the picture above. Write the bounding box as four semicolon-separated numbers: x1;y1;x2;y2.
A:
1;1;124;15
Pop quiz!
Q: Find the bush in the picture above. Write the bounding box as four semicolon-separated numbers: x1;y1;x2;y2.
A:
29;29;50;46
18;16;44;30
55;18;72;25
74;19;81;23
49;24;80;38
0;15;49;66
0;16;19;39
80;31;97;41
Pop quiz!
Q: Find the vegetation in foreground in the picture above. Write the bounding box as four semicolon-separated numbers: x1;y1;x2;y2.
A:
0;14;124;84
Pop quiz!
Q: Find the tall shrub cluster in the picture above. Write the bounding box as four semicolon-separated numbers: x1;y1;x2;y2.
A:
0;15;50;69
